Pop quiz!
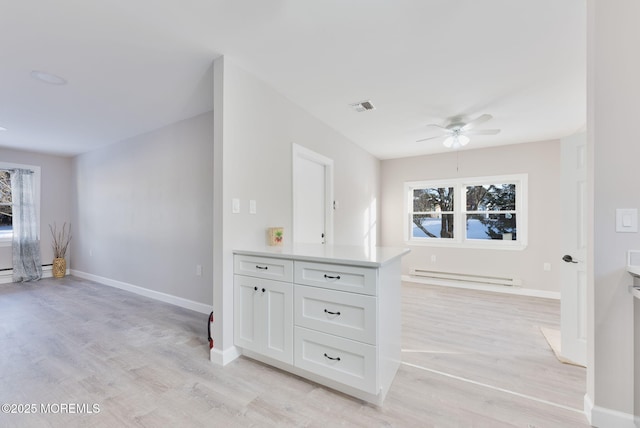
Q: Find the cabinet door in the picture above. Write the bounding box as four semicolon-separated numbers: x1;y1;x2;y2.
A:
262;279;294;364
234;275;293;365
234;275;260;352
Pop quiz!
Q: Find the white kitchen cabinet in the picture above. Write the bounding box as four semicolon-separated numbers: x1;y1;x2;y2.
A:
294;326;377;393
233;257;293;365
294;284;376;344
233;244;409;405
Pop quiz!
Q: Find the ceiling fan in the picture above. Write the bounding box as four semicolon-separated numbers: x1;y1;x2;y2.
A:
417;114;500;149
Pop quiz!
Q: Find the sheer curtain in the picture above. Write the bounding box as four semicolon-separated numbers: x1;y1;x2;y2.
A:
12;169;42;282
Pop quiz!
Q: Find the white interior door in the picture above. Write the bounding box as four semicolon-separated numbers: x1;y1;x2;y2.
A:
292;144;333;244
560;132;587;366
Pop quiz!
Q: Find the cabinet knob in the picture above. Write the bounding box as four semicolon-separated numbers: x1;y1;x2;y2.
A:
254;286;258;291
262;288;266;293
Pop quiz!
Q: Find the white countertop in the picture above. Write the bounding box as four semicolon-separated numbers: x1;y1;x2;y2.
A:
633;288;640;300
234;244;410;268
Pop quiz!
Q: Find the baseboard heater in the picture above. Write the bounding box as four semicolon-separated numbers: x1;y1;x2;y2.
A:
411;268;522;287
0;264;53;283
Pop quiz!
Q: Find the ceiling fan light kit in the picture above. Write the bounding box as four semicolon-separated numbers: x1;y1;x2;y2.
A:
443;134;470;149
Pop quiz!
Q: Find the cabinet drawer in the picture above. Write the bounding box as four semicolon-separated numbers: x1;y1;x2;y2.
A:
294;327;377;393
294;285;376;345
234;255;293;282
294;261;377;296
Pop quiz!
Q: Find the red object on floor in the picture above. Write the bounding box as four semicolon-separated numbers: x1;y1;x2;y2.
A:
208;312;214;350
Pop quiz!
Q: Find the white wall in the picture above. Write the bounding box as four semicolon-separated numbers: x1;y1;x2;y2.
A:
71;112;214;306
0;148;72;270
211;57;381;362
588;1;639;425
381;139;561;295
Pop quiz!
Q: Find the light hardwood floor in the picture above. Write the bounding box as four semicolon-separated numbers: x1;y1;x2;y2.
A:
0;277;589;427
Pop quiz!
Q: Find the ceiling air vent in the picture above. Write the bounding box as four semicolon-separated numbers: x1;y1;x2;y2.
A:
349;100;375;112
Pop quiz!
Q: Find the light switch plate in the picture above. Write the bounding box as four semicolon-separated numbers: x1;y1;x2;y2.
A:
232;198;240;214
616;208;637;232
249;200;256;214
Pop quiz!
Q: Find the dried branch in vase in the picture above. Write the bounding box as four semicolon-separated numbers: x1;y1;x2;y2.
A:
50;222;72;259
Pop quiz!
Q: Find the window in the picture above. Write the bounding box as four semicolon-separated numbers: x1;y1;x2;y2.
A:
406;174;527;249
0;163;41;246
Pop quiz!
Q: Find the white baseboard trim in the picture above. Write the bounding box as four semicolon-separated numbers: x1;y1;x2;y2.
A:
210;346;241;366
402;275;561;300
71;269;212;314
585;393;636;428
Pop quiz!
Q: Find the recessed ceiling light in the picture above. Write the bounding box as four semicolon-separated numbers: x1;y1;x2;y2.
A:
31;70;67;85
0;126;6;131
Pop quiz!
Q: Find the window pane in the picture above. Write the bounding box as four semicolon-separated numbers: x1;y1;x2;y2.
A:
413;187;454;212
0;171;11;237
466;213;516;240
412;214;454;239
0;205;11;234
466;184;515;211
0;171;10;203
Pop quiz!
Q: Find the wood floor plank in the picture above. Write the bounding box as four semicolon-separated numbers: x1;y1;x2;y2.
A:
0;277;589;427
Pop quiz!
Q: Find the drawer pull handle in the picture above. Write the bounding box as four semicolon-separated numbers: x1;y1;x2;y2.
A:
323;274;341;280
323;353;341;362
256;265;268;270
324;309;341;316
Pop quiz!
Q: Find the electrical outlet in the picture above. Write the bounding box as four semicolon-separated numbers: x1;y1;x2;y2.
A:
196;265;202;276
431;255;437;263
543;262;551;271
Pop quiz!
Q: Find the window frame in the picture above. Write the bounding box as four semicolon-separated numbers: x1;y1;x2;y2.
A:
405;174;528;250
0;162;41;247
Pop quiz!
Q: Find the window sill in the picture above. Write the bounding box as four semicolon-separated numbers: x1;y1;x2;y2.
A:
406;239;527;251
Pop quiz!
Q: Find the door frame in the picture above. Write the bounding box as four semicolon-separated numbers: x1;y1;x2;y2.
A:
292;143;334;244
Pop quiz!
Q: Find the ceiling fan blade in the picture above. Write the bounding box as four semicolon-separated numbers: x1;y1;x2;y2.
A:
416;135;445;143
425;123;448;130
461;114;493;131
464;129;501;136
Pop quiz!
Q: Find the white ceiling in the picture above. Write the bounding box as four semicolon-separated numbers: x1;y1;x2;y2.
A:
0;0;585;160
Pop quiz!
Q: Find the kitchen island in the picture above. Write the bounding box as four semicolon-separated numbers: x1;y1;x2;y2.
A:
233;244;409;405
